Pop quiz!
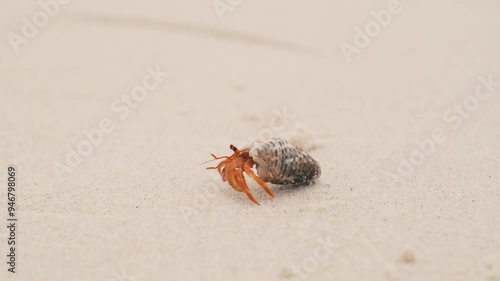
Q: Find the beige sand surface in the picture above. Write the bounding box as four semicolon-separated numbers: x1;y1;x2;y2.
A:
1;1;500;280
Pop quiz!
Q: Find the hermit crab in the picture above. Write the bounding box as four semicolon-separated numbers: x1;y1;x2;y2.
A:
206;138;321;205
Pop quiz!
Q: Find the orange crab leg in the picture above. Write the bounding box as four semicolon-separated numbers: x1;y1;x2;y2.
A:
210;153;230;160
206;158;227;170
227;171;242;192
243;160;275;198
229;171;259;205
206;160;227;180
238;178;260;205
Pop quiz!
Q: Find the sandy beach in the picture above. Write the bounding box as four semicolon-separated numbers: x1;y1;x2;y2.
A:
1;1;499;280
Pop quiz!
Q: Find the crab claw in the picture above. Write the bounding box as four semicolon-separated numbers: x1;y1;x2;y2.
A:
228;170;260;205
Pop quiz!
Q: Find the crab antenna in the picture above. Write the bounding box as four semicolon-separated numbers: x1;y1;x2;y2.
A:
200;158;218;165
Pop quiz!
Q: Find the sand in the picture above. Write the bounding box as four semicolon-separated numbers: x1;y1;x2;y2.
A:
1;1;499;280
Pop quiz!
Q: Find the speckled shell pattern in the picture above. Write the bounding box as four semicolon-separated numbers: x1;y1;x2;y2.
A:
249;138;321;185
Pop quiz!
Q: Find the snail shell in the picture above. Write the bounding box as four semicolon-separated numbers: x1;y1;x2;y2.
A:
249;138;321;184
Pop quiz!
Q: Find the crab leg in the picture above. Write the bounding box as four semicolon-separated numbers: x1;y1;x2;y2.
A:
244;160;275;198
227;171;242;192
210;153;230;160
207;164;225;180
231;171;260;205
206;158;227;171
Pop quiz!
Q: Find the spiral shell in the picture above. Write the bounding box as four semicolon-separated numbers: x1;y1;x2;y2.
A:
249;138;321;184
